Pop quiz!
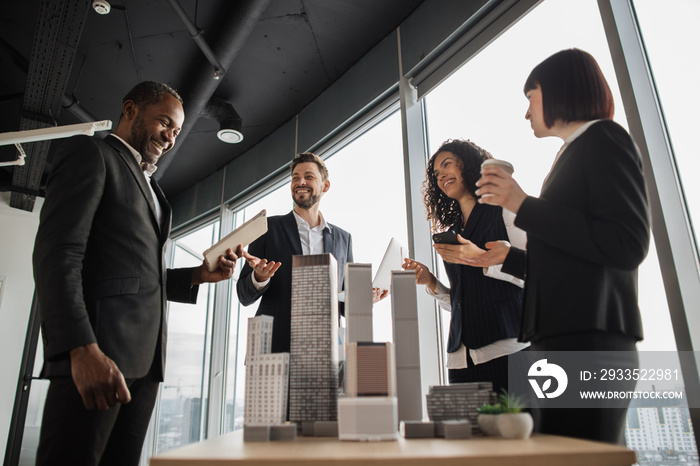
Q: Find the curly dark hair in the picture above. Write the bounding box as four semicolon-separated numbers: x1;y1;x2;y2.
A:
423;139;493;232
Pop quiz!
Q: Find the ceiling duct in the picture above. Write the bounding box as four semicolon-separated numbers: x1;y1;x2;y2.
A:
155;0;270;179
202;97;244;144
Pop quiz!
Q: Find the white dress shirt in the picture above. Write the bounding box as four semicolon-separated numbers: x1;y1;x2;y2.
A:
250;210;329;289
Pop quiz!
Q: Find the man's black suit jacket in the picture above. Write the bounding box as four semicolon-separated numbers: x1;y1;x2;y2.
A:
33;135;198;381
502;119;650;343
236;211;353;353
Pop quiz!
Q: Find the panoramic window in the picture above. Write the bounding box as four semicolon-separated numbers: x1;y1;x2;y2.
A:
156;221;220;454
633;0;700;258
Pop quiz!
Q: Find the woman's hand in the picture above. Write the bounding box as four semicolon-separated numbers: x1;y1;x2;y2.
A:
475;166;528;213
433;234;485;265
402;258;437;291
463;240;511;268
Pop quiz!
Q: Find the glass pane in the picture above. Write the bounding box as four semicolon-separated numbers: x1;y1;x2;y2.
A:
224;182;292;433
156;221;219;454
323;111;408;343
423;0;693;459
634;0;700;253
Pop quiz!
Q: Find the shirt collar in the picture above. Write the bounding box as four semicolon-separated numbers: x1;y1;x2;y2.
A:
563;119;601;146
109;134;158;177
292;210;330;231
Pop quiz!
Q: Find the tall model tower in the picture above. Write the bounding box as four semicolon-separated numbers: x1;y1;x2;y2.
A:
390;269;423;422
344;263;373;343
244;315;289;425
289;254;339;423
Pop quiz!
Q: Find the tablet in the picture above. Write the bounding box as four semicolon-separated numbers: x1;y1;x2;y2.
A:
372;237;405;292
202;209;267;272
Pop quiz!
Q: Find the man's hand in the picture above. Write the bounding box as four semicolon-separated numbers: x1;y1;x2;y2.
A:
475;166;528;213
402;258;438;291
193;246;243;285
242;250;282;283
372;287;389;304
463;240;511;268
433;234;486;265
70;343;131;411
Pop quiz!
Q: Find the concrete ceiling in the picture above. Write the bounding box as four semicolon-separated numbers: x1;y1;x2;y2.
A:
0;0;424;210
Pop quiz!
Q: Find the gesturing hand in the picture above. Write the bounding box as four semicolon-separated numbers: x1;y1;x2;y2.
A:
402;258;437;291
432;234;486;265
70;343;131;411
463;240;511;268
242;250;282;283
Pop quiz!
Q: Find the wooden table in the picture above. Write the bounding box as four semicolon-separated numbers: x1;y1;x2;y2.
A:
149;430;636;466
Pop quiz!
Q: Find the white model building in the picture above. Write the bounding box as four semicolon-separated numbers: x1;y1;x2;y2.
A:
244;315;290;426
344;263;373;343
390;269;423;422
289;254;339;424
246;314;273;358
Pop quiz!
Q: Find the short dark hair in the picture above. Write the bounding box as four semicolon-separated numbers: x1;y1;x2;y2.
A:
290;152;329;180
423;139;493;232
122;81;183;111
524;48;614;128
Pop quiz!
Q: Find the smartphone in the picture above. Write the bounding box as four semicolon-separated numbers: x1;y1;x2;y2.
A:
432;231;460;244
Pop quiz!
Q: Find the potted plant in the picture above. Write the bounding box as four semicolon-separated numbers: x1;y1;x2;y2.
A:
495;389;533;439
476;402;504;436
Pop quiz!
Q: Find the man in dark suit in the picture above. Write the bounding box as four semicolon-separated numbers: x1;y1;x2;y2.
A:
237;152;386;353
33;81;241;466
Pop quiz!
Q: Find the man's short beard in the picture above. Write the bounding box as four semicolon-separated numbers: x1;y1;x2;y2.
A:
294;193;321;210
130;113;157;165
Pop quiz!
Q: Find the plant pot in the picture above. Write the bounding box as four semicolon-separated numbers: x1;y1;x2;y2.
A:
477;414;500;436
496;413;533;439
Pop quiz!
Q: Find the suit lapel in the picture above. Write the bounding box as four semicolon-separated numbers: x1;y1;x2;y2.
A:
150;178;172;241
106;136;163;234
283;211;303;256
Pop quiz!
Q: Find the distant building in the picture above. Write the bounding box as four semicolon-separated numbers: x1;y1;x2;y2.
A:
625;396;697;455
289;254;339;423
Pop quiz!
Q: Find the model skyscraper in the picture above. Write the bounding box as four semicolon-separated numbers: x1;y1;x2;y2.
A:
344;263;373;342
390;269;423;422
244;315;290;426
289;254;339;423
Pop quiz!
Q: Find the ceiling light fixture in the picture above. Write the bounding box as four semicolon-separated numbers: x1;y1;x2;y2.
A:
0;120;112;167
92;0;111;15
203;98;244;144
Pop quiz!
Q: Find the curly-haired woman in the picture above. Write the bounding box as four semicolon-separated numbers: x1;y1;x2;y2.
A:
403;139;528;393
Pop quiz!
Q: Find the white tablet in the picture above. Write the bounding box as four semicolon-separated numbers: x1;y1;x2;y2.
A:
372;237;405;292
202;210;267;272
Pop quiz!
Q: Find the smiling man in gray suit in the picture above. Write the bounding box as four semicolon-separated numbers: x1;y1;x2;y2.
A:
33;81;241;466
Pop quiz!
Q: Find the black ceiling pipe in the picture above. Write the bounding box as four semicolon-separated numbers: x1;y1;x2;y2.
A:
155;0;271;179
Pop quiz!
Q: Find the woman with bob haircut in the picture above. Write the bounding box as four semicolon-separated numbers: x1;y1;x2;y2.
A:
469;48;650;443
403;138;528;394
